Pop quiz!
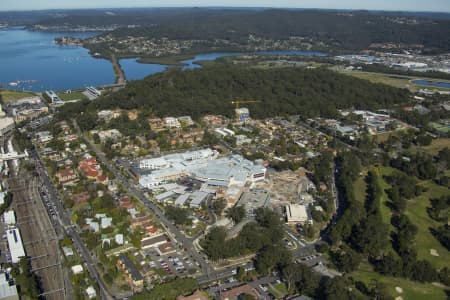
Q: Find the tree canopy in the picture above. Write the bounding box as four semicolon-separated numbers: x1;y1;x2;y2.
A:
92;65;409;120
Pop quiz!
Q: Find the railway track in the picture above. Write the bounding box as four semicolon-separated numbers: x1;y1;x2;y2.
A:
9;172;66;300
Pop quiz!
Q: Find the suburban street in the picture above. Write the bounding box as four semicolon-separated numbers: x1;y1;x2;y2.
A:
73;118;341;284
72;121;215;277
31;148;114;300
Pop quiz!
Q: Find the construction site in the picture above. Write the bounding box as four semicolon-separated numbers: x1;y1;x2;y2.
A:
269;168;316;204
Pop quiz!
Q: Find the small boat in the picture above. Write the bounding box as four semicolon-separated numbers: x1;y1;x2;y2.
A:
8;82;18;86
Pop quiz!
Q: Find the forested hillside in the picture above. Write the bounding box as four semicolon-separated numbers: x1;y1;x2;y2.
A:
84;65;410;119
33;9;450;52
29;8;249;27
110;10;450;50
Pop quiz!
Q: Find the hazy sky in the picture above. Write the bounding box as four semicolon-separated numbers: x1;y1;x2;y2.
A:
1;0;450;12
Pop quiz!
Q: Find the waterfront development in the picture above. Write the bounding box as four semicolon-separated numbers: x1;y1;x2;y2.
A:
2;26;449;96
0;27;328;92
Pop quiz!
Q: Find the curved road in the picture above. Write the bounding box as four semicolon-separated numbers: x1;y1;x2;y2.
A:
72;121;214;276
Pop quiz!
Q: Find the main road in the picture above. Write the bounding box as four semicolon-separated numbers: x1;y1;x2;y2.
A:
72;121;269;284
30;148;114;300
72;121;214;277
72;119;341;286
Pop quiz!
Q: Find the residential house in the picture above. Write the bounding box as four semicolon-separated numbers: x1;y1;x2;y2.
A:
148;117;165;130
119;197;135;209
219;284;260;300
164;117;181;128
78;157;108;184
201;115;227;126
97;129;122;143
71;191;90;205
35;131;53;143
177;290;208;300
101;217;113;229
56;168;78;186
115;234;124;245
178;116;194;126
130;215;153;230
84;219;100;233
97;110;120;122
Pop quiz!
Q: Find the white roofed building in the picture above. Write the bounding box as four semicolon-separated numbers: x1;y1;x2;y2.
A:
139;157;169;170
286;204;309;224
45;90;62;103
86;286;97;299
101;217;113;229
190;155;266;187
71;265;84;275
62;246;74;257
164;117;181;128
189;191;209;208
115;234;124;245
3;211;15;227
0;192;6;206
175;193;190;206
155;191;176;202
138;149;265;189
178;116;194;126
97;129;122;143
0;272;19;300
0;118;15;137
6;228;25;263
235;107;250;123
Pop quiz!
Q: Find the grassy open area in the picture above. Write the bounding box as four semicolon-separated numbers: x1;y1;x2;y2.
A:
339;70;450;92
352;263;448;300
430;122;450;135
0;89;36;103
374;129;413;145
353;173;367;203
377;169;396;233
339;70;411;89
376;166;450;268
421;138;450;155
185;221;207;237
269;283;288;299
374;131;394;144
375;167;399;255
57;92;88;101
152;267;169;277
405;180;450;268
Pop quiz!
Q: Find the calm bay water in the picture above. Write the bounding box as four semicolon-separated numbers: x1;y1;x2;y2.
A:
180;50;327;70
0;27;327;92
0;27;167;91
0;27;115;91
119;58;169;81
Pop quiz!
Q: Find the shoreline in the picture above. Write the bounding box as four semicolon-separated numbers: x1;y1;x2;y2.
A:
137;55;194;66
